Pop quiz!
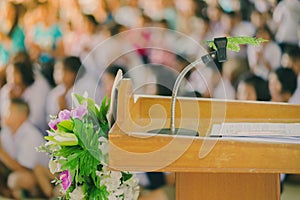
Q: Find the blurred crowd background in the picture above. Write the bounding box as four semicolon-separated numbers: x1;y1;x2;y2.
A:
0;0;300;198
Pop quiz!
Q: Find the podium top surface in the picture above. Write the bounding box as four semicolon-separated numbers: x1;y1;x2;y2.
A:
109;79;300;173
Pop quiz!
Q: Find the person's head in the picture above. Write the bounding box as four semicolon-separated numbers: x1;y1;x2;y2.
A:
102;64;127;97
11;51;32;67
83;14;99;33
0;2;19;37
221;11;241;32
250;10;265;29
55;56;82;88
6;62;35;87
269;67;297;102
2;98;30;133
236;73;270;101
281;45;300;74
255;25;274;45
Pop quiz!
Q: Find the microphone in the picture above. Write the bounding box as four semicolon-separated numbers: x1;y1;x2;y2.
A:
149;37;228;136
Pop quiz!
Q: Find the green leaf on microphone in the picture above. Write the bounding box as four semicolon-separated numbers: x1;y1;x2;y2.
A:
205;36;268;52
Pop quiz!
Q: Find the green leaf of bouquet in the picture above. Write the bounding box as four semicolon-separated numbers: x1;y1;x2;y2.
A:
57;120;74;132
45;132;78;146
79;151;99;180
122;171;133;182
73;119;103;163
73;93;97;113
55;146;82;157
99;96;110;122
89;185;109;200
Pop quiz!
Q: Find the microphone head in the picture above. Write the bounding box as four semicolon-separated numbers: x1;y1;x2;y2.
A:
214;37;228;62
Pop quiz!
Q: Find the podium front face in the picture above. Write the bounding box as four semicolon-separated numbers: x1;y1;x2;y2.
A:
109;79;300;200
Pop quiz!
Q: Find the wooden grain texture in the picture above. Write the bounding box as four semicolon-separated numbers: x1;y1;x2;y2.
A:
109;79;300;200
176;173;280;200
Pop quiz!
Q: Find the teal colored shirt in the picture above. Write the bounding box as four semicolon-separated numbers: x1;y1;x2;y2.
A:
33;23;62;51
0;25;25;66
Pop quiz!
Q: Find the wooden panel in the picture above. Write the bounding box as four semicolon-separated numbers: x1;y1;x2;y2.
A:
109;128;300;173
109;79;300;200
176;172;280;200
109;79;300;173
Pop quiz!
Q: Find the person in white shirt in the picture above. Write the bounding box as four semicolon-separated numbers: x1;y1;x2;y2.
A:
47;56;102;117
46;57;81;117
0;62;50;132
282;46;300;104
273;0;300;45
269;67;297;103
0;98;48;199
247;26;281;80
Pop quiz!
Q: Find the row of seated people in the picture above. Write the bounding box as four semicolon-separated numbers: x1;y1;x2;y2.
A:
0;44;299;198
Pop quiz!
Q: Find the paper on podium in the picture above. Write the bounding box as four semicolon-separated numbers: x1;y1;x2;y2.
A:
210;123;300;144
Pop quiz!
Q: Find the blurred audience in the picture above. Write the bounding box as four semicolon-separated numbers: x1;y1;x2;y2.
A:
269;67;297;103
0;0;300;199
236;72;270;101
0;98;48;199
247;25;281;80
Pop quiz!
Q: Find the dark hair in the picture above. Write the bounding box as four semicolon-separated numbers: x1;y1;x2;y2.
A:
84;14;99;26
11;51;32;67
12;62;35;86
256;25;274;41
239;73;271;101
283;45;300;61
275;67;297;95
105;64;127;77
11;98;30;116
63;56;82;73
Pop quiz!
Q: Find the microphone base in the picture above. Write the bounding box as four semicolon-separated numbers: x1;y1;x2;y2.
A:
148;128;198;136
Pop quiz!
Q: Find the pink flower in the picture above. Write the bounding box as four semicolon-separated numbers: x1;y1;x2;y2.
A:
59;170;72;191
48;102;87;130
71;102;87;120
59;109;72;121
48;119;59;130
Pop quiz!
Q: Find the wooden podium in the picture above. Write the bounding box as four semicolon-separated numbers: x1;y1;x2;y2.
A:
109;79;300;200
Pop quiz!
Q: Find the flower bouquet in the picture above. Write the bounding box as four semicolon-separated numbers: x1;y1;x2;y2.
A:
39;94;139;200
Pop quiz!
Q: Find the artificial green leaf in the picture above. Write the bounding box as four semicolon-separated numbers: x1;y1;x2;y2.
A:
98;97;110;123
89;185;109;200
73;94;97;114
73;119;102;162
205;36;267;52
226;42;240;52
57;120;74;132
122;171;133;182
45;131;79;146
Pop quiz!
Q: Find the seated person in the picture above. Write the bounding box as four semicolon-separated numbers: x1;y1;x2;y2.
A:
236;73;271;101
33;164;59;198
269;67;297;102
101;64;128;98
0;61;50;131
0;98;48;199
46;56;83;116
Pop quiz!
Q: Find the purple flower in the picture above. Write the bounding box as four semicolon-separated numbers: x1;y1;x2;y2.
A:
48;102;87;130
59;170;72;191
59;109;72;121
48;119;59;130
71;102;87;120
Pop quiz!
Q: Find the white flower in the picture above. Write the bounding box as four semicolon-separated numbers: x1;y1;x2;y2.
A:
98;136;109;165
97;167;140;200
69;186;85;200
48;159;61;174
98;137;109;155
